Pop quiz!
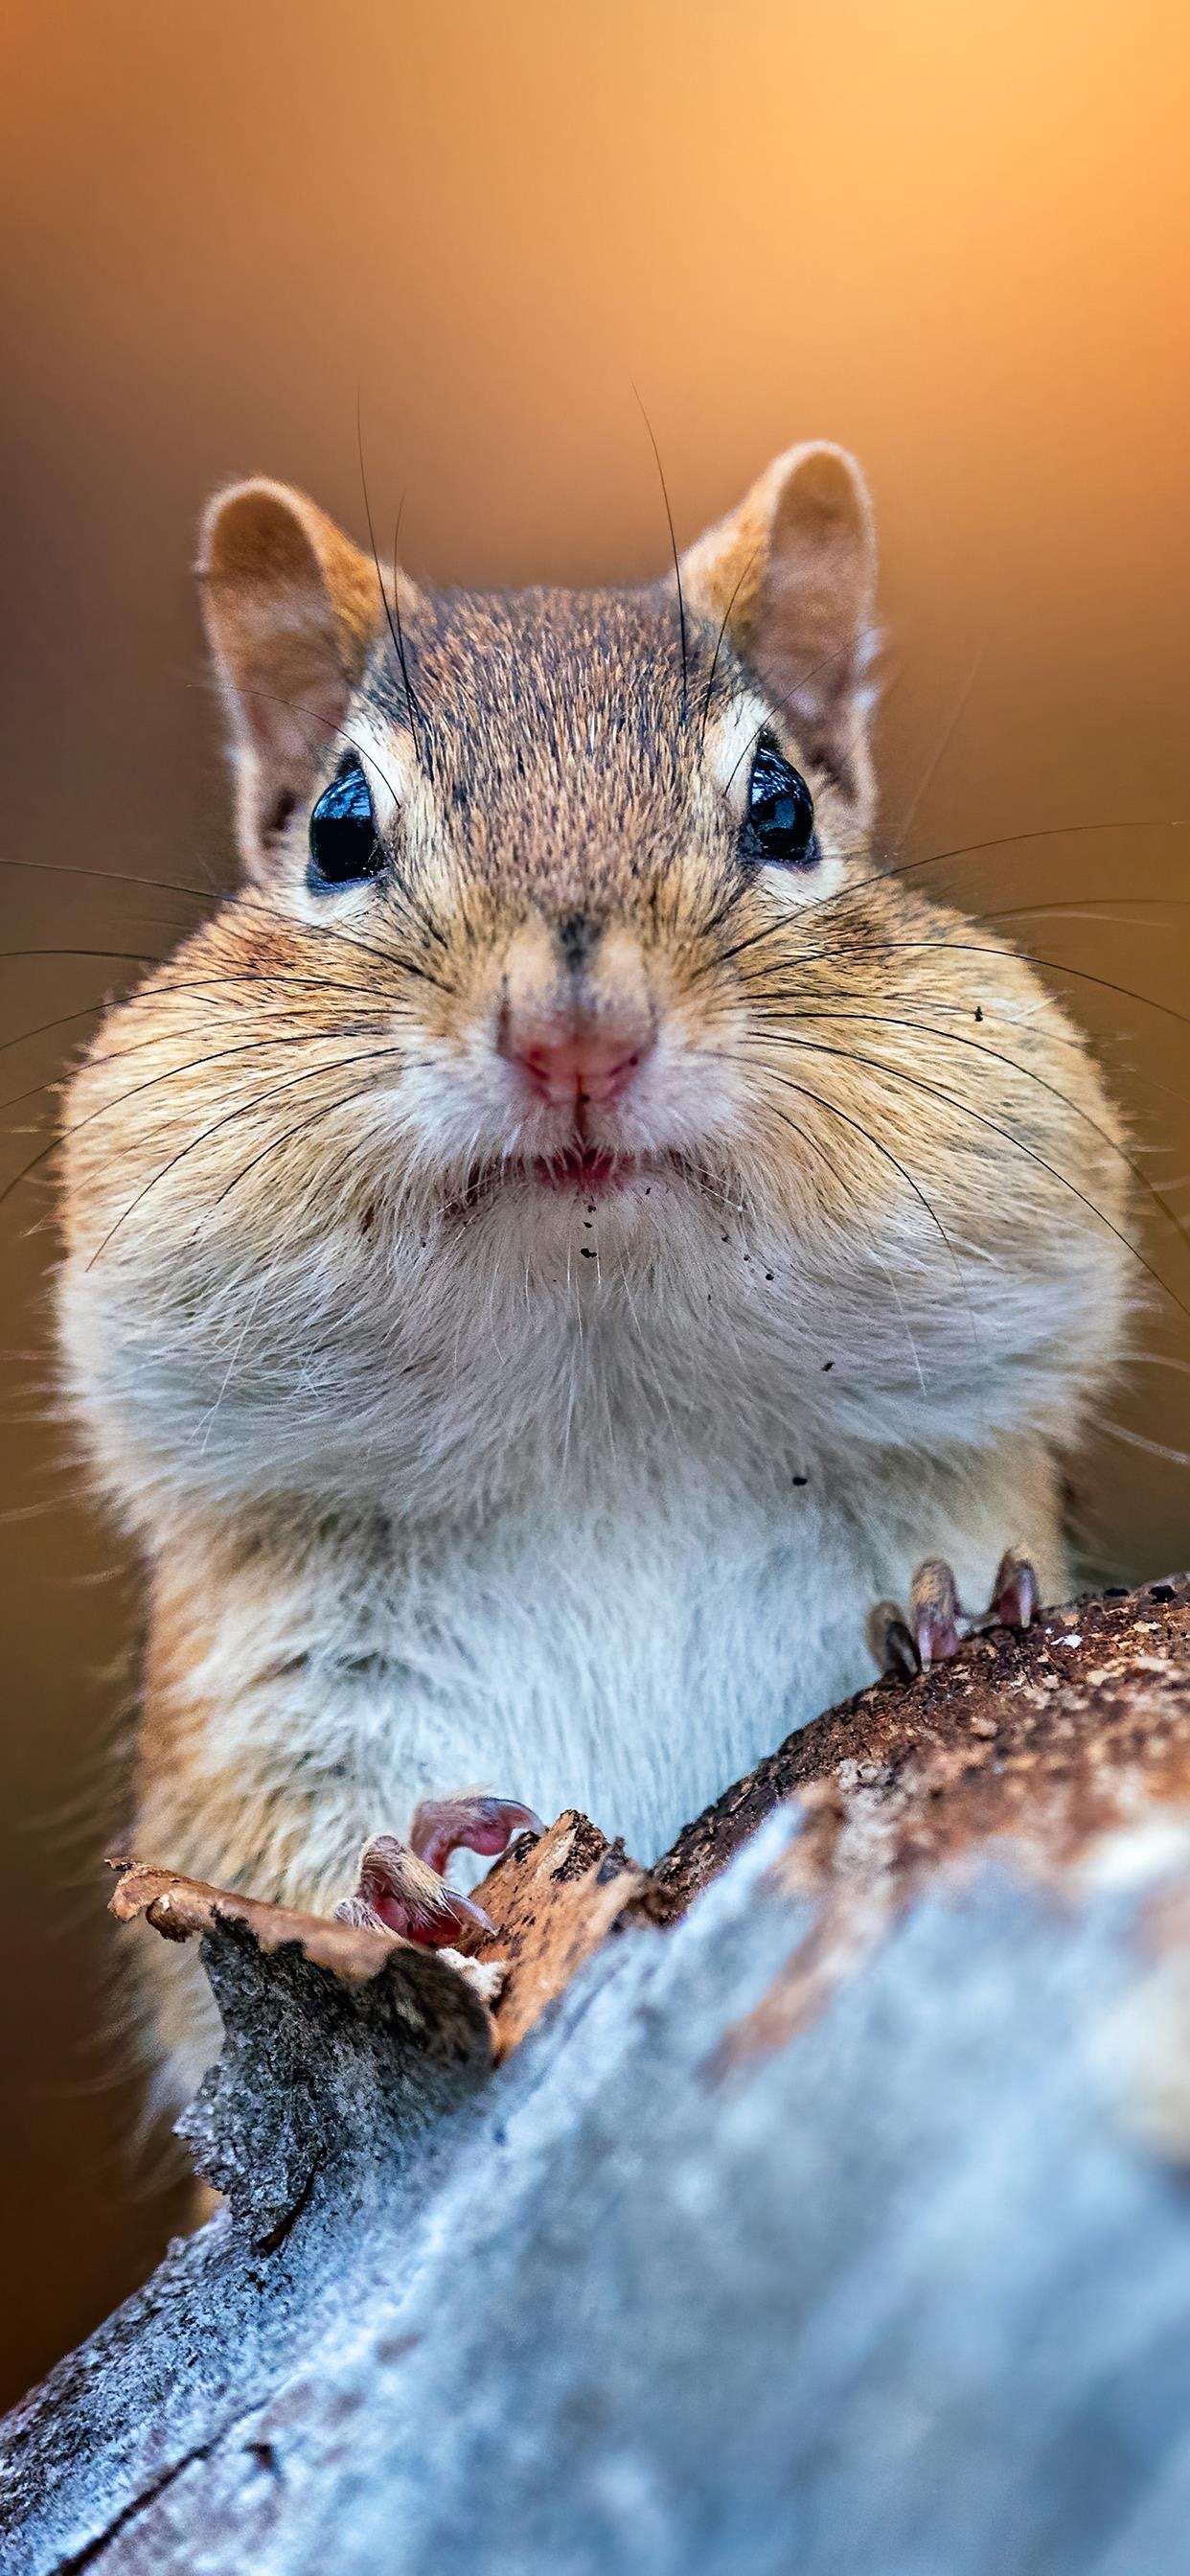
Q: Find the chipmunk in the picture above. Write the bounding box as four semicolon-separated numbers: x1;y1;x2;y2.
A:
57;441;1131;2107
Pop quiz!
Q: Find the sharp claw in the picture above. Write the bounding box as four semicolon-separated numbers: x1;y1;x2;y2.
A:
989;1549;1041;1630
334;1833;493;1949
446;1888;496;1939
887;1616;923;1680
409;1793;545;1875
867;1599;922;1681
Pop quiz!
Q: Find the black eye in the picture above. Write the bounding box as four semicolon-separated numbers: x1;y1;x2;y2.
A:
308;758;384;889
742;735;819;869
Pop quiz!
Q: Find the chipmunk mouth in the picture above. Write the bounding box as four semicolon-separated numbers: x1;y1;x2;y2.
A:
444;1145;696;1219
529;1146;652;1195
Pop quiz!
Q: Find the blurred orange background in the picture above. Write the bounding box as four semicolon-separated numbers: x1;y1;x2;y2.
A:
1;0;1188;2406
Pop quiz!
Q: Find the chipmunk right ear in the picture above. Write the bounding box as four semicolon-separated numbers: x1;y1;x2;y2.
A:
197;479;382;879
681;443;878;800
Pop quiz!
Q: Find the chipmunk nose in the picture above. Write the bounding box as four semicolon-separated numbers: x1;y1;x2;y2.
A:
504;1018;652;1107
498;921;656;1108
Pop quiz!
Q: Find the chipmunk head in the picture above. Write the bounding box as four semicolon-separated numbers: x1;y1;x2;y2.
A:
193;440;878;1211
60;443;1126;1512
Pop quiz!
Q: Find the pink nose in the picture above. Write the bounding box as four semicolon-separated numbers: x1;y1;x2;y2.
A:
501;1016;653;1107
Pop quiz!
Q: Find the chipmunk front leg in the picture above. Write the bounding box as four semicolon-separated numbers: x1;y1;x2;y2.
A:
866;1548;1041;1678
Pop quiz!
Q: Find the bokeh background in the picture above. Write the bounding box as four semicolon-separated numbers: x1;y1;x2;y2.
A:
2;0;1188;2408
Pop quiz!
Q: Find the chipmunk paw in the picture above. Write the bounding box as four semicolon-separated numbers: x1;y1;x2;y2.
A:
409;1791;544;1875
334;1833;494;1947
866;1548;1041;1679
333;1791;542;1948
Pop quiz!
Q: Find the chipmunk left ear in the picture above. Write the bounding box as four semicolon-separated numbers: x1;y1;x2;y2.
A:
198;478;390;880
681;442;878;797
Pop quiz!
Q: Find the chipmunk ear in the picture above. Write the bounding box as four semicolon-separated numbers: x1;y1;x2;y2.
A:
197;478;383;878
681;442;878;796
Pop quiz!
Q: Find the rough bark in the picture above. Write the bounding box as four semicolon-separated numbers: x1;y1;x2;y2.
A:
5;1577;1190;2575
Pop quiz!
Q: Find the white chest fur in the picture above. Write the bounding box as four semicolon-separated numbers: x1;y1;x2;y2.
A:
171;1436;1067;1900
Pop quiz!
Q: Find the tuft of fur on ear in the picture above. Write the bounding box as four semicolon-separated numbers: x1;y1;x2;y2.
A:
681;442;878;809
197;479;385;879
